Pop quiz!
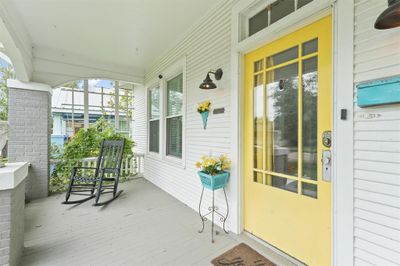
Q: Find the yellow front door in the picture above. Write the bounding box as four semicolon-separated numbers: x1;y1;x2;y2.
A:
244;16;332;265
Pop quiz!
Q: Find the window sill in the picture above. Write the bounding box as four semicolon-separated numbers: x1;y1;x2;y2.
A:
146;153;185;170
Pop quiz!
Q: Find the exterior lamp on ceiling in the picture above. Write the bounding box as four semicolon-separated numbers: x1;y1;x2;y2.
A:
375;0;400;29
199;68;223;89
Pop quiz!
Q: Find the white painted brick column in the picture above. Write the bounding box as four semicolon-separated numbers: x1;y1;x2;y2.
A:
7;80;52;200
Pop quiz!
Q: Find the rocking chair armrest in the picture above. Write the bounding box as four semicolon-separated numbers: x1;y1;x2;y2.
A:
70;166;98;177
99;167;120;173
73;166;98;170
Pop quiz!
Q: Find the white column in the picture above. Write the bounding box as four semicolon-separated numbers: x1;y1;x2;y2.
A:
71;86;75;134
83;79;89;129
114;81;120;131
7;79;52;200
332;0;354;265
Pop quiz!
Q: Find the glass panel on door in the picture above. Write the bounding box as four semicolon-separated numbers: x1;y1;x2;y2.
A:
253;72;264;183
251;38;320;197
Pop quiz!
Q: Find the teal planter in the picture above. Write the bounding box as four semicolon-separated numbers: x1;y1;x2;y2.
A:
201;111;209;129
198;171;229;191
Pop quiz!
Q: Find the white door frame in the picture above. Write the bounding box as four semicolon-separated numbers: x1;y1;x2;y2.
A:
229;0;354;264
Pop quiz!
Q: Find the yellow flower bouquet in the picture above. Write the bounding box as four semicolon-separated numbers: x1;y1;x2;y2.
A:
197;100;211;114
195;154;231;176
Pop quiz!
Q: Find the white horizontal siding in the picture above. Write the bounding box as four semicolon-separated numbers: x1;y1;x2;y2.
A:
136;0;236;231
353;0;400;264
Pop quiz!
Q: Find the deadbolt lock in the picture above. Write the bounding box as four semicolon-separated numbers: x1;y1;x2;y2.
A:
322;131;332;148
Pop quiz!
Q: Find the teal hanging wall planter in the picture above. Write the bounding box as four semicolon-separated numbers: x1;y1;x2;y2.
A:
197;100;211;130
201;111;209;129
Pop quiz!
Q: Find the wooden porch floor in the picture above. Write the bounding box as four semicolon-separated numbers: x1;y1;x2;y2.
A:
22;178;298;266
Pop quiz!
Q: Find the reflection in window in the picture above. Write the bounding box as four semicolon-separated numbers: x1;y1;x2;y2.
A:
167;74;183;116
302;182;317;198
270;0;295;24
302;57;318;180
298;0;314;8
254;171;263;184
254;74;264;170
249;8;269;36
266;46;298;68
166;74;183;158
266;63;299;179
302;38;318;56
271;175;298;194
149;86;160;153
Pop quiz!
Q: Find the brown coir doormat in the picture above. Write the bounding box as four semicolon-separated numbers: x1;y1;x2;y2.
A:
211;243;276;266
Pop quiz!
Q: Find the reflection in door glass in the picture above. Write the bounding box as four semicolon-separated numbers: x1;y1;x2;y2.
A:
302;57;318;181
302;182;317;198
254;74;264;173
271;175;298;194
254;171;263;184
266;63;299;189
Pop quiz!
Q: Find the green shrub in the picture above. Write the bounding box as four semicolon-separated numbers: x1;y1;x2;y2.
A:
50;118;134;192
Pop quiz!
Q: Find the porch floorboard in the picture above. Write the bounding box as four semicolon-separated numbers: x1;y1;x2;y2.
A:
22;178;298;266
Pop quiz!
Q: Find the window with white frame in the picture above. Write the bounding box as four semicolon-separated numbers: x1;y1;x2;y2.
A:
242;0;314;40
148;86;160;153
165;73;183;158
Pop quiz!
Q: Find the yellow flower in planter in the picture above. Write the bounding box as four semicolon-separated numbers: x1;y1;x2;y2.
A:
195;154;231;175
197;100;211;114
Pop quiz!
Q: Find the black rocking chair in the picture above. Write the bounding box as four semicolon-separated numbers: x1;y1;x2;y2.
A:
62;139;126;206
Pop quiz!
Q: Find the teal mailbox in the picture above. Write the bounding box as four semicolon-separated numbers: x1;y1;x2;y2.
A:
357;76;400;107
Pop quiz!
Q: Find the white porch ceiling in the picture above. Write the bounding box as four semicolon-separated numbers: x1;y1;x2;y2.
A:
7;0;224;85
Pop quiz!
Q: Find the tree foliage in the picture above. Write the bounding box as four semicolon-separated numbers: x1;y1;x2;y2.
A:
0;65;16;120
50;118;134;192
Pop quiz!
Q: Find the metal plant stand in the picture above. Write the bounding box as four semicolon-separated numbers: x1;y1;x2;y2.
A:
198;187;229;243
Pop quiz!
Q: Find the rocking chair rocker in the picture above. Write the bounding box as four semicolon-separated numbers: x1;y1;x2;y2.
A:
62;139;126;206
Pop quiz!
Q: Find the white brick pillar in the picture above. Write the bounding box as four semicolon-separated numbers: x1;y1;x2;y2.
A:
7;80;52;200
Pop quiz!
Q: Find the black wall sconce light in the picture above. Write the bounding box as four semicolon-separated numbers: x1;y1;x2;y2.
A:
199;68;223;89
375;0;400;29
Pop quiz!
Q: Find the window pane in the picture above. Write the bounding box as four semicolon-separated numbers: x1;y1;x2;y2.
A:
166;116;182;158
254;171;263;184
302;38;318;56
149;120;159;153
254;59;264;72
266;63;299;177
302;182;317;198
254;74;264;170
167;74;183;116
302;57;318;180
149;86;160;119
270;0;295;24
271;175;298;193
298;0;313;9
249;8;269;36
266;46;298;68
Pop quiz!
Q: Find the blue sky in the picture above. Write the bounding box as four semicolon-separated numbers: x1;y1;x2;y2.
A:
0;58;10;68
75;79;114;89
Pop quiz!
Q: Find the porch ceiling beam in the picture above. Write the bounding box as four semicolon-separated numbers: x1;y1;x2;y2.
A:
31;46;144;87
0;0;33;82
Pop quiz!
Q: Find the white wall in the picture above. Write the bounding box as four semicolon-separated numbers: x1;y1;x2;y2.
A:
353;0;400;265
136;0;238;232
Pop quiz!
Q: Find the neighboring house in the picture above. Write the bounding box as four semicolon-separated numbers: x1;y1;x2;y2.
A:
51;86;130;142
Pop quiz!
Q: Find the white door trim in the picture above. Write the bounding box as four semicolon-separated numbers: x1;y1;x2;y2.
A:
332;0;354;265
230;0;355;264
